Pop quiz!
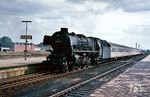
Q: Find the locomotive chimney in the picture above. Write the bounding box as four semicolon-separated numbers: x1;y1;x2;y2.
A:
61;28;68;33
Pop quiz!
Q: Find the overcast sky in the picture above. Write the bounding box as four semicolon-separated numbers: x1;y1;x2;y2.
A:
0;0;150;49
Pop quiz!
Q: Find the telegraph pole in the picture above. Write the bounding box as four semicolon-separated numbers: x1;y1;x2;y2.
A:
22;21;32;60
138;44;141;50
136;43;137;49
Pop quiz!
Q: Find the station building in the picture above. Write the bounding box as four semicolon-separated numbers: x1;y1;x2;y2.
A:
13;43;40;52
37;43;52;51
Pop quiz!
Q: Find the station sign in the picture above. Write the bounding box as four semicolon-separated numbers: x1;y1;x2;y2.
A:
20;35;32;39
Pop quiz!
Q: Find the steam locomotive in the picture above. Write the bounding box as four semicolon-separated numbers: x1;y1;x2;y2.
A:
43;28;141;72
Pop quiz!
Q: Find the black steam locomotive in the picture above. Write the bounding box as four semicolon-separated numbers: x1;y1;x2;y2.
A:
43;28;141;72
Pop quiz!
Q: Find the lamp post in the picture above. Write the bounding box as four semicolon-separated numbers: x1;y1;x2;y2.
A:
22;21;32;60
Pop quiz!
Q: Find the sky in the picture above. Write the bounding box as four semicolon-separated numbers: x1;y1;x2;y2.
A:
0;0;150;50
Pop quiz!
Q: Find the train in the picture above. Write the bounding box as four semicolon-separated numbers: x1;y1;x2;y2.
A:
43;28;142;72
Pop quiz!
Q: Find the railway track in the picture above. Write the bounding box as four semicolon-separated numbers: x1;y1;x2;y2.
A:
0;54;146;97
49;55;146;97
0;72;55;97
0;58;120;97
0;72;50;86
0;68;88;90
0;62;104;97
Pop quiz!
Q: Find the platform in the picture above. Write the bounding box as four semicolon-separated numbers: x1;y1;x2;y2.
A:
0;57;46;68
89;55;150;97
0;57;47;79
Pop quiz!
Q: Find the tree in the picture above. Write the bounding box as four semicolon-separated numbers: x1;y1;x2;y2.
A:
1;36;13;48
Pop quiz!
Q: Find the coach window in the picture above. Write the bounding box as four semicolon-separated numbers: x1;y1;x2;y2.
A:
111;48;116;52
